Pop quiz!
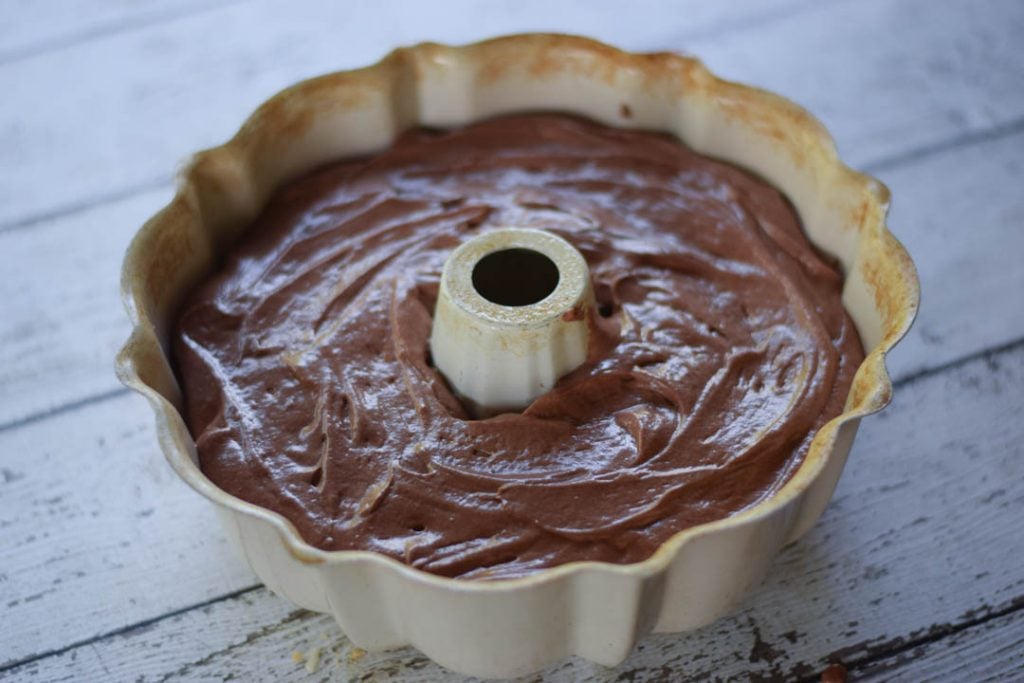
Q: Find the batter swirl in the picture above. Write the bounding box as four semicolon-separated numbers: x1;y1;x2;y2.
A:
175;114;864;579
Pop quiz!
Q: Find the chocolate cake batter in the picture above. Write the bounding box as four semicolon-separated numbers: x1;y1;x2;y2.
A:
175;114;864;579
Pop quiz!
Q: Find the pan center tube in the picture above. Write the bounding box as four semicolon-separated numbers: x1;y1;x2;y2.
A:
430;228;594;417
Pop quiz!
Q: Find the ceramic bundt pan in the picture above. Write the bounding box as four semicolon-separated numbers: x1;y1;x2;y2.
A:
116;34;919;678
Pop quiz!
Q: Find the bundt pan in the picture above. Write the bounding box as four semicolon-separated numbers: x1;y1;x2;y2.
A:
116;34;919;678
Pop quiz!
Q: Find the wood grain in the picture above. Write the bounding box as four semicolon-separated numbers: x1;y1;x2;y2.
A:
874;128;1024;380
695;0;1024;170
0;188;171;428
0;0;807;230
0;394;256;669
858;608;1024;682
4;326;1022;681
3;0;1024;232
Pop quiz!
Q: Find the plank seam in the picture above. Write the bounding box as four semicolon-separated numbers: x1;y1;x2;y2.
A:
863;114;1024;174
1;9;1022;236
0;585;262;673
795;595;1024;682
6;587;1024;679
0;387;130;434
154;604;310;683
0;176;173;236
892;335;1024;390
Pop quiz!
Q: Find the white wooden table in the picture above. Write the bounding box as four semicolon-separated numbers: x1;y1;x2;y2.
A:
2;1;1023;680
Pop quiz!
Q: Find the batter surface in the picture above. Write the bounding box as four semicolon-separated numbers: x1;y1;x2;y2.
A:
175;114;864;579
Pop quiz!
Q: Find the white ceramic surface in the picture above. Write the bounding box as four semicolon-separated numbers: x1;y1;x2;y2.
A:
431;227;593;415
116;34;919;678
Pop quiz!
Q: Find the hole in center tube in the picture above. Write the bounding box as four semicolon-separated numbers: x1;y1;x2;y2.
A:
472;248;559;307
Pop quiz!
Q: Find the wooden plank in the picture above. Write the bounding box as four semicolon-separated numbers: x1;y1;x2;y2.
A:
0;188;172;428
0;589;299;683
2;0;1024;232
0;0;242;63
4;123;1024;429
0;393;257;669
857;608;1024;682
694;0;1024;170
0;0;807;230
4;326;1022;681
876;128;1024;380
